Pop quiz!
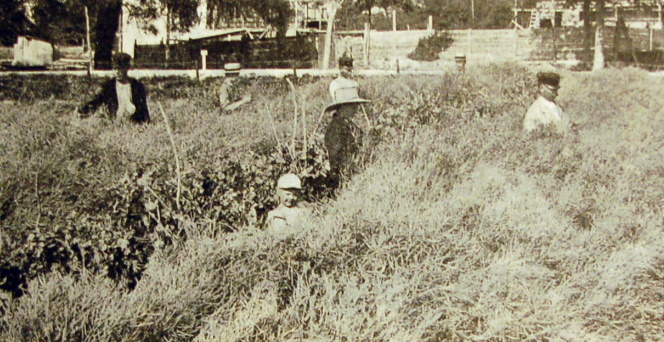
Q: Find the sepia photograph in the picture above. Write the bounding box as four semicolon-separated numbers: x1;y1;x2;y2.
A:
0;0;663;340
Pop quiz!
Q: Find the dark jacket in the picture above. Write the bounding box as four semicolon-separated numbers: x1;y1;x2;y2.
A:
79;77;150;123
324;114;362;177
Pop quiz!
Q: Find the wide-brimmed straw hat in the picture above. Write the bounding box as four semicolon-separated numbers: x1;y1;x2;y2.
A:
324;81;371;113
224;62;241;76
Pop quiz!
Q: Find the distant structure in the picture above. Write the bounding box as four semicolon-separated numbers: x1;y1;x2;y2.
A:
514;0;664;29
122;0;329;53
207;0;329;31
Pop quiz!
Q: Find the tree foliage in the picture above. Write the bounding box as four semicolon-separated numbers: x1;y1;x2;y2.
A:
127;0;201;35
338;0;514;30
0;0;33;46
206;0;294;36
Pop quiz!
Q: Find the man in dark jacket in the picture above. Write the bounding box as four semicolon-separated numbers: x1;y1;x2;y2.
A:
79;52;150;123
323;71;371;187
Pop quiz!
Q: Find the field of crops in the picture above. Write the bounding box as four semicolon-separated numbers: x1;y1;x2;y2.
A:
0;64;662;341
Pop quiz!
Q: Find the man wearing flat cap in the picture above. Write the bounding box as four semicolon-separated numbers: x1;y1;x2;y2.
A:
79;52;150;123
523;71;570;134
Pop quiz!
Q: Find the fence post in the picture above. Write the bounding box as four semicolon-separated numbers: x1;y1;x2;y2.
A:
649;28;653;51
364;23;370;67
200;49;208;71
428;16;433;31
393;10;397;31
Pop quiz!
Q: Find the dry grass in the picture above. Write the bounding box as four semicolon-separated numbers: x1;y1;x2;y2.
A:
1;65;663;341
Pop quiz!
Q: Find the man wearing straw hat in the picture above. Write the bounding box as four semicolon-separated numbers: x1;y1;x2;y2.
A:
323;70;371;187
218;61;252;111
79;52;150;123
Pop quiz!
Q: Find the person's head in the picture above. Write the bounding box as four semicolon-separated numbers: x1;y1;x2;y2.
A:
113;52;132;81
454;53;466;72
338;54;354;78
537;72;561;102
276;173;301;208
337;103;360;118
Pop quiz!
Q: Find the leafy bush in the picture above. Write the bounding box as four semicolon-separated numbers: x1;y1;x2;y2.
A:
407;31;454;61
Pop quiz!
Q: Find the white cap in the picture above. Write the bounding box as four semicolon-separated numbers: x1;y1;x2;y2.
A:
277;173;301;189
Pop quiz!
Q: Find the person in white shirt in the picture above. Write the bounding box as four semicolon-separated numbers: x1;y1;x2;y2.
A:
266;174;310;236
523;71;570;134
79;53;150;123
329;54;357;102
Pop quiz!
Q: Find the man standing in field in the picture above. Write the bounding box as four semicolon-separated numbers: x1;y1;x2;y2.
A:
79;52;150;123
523;71;571;134
218;62;251;112
266;174;310;235
323;62;371;188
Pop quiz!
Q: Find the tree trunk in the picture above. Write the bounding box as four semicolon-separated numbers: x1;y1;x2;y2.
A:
322;1;343;70
593;26;604;70
593;0;605;70
582;0;592;65
94;0;122;70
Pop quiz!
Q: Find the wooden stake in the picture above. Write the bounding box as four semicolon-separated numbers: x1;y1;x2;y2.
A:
285;78;299;159
158;103;181;212
85;6;92;76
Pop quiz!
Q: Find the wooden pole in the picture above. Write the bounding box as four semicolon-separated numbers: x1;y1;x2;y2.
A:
85;6;92;76
364;22;370;67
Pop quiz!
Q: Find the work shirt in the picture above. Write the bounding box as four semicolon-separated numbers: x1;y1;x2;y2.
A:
523;96;570;134
324;114;362;178
266;204;309;236
116;80;136;118
79;77;150;123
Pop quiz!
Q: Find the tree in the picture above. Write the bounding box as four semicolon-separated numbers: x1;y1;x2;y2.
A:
32;0;87;45
127;0;200;66
593;0;605;70
0;0;33;46
322;0;345;69
94;0;123;69
206;0;293;36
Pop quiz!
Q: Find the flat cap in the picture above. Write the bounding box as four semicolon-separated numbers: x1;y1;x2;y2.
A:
537;71;561;88
338;55;354;68
113;52;132;69
277;173;302;190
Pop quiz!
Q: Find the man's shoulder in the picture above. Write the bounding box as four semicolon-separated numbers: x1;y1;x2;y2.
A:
526;97;548;113
129;77;146;88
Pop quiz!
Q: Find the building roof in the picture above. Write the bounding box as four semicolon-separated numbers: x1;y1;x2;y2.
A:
189;28;265;41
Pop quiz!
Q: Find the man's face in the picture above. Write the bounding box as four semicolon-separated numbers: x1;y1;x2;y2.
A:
340;65;353;78
338;103;359;118
278;188;299;208
540;84;559;102
116;65;130;82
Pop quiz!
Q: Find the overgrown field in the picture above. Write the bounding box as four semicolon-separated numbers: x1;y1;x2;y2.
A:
0;65;662;341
